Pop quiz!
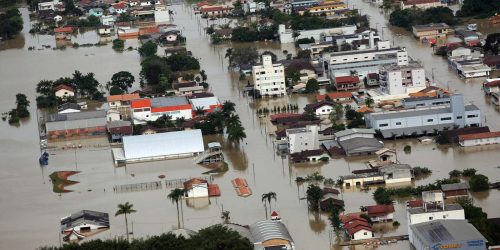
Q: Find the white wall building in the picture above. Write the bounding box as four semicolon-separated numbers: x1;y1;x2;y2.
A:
380;63;427;96
278;24;357;44
252;55;286;96
131;96;193;124
286;125;319;154
155;5;170;25
183;178;209;198
38;0;59;10
458;131;500;147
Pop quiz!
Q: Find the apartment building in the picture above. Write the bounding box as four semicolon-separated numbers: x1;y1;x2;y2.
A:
379;62;427;96
412;23;453;41
252;55;286;96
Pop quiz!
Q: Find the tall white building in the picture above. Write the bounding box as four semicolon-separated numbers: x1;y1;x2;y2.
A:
252;55;286;96
379;62;427;95
286;125;319;153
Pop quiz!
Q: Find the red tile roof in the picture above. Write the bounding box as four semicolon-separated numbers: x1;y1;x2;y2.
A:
232;178;248;188
367;204;395;217
322;187;340;195
236;186;252;197
483;80;500;87
131;99;151;109
459;131;500;141
112;2;127;9
356;106;374;113
54;84;75;92
107;93;140;102
200;5;230;12
317;92;353;101
270;113;302;121
335;76;360;84
403;0;440;5
208;184;221;197
183;178;208;190
54;26;74;33
483;55;500;66
304;101;335;111
196;1;210;7
408;199;423;208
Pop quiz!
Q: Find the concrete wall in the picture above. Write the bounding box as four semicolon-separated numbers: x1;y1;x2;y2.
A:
460;136;500;146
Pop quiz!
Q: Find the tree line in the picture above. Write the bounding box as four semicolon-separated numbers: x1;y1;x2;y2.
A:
0;8;23;40
389;6;458;31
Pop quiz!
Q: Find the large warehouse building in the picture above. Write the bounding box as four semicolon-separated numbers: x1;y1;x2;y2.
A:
115;129;205;163
45;110;107;141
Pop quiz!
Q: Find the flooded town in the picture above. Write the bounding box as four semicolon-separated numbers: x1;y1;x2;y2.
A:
0;0;500;249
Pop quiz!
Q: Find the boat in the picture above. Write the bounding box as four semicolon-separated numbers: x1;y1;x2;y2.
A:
39;151;49;166
117;27;140;38
467;23;477;31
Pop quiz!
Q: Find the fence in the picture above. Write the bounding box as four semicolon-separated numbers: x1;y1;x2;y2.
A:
114;181;163;193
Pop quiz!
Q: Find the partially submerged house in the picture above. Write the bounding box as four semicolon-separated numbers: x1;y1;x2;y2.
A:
45;110;107;141
107;120;133;142
341;213;374;241
320;187;344;211
441;182;470;198
366;204;395;222
333;128;384;156
304;101;335;116
60;210;109;242
226;220;296;250
367;148;397;168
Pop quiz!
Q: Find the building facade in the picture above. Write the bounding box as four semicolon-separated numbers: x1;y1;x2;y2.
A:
252;55;286;96
286;125;320;154
131;96;193;124
379;63;427;96
412;23;453;41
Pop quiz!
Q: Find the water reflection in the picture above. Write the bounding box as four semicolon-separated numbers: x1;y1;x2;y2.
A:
309;212;327;233
185;197;210;209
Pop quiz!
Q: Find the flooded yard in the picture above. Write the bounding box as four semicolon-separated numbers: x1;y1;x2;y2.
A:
0;2;499;250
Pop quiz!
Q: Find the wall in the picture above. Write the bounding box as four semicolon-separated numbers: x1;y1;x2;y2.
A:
132;108;192;124
353;229;373;240
460;136;500;147
252;58;286;96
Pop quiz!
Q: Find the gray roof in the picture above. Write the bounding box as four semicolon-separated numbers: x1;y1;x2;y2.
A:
151;96;189;108
328;47;402;57
334;128;376;138
441;182;470;191
249;220;294;244
413;23;449;31
46;111;107;132
465;104;480;111
408;203;463;215
379;164;413;179
378;123;455;138
107;120;131;129
61;210;109;231
410;220;487;246
366;106;451;120
57;103;81;112
338;137;384;154
122;130;204;160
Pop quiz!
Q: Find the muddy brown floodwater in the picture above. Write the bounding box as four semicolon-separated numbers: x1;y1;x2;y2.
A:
1;3;500;250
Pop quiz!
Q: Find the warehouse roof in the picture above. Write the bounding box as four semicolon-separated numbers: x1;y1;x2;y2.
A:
189;97;221;110
46;111;107;132
334;128;376;138
151;96;189;108
122;130;204;161
410;220;487;246
61;210;109;231
249;220;294;244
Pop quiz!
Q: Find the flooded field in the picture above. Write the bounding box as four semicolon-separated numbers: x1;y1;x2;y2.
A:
0;2;499;250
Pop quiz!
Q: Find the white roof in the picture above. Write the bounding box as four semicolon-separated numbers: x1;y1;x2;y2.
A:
334;128;376;138
189;97;221;110
122;130;204;160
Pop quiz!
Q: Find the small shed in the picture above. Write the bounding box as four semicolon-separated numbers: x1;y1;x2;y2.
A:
441;182;470;198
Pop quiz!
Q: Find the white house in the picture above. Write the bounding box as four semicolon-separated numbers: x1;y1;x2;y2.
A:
278;24;357;44
107;93;141;109
252;55;286;96
482;78;500;94
38;0;59;10
54;84;75;98
379;164;413;184
109;2;128;14
367;204;395;222
304;101;335;116
286;125;319;154
60;210;109;240
100;15;115;26
106;109;121;122
341;214;374;240
183;178;209;198
458;131;500;147
130;96;193;124
400;0;445;9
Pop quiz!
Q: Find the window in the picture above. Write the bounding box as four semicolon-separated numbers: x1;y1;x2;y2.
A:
379;123;389;127
427;119;433;122
456;116;462;119
364;232;367;235
467;114;478;118
440;117;452;121
429;217;433;220
395;122;402;125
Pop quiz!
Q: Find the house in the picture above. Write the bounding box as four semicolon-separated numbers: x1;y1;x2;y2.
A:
299;1;348;17
286;125;319;154
400;0;445;9
334;76;360;92
455;29;480;46
482;78;500;95
100;15;115;26
458;131;500;147
409;220;487;250
252;55;286;96
107;93;141;109
54;84;75;98
214;28;232;39
406;191;465;236
57;103;81;114
341;213;374;240
375;148;397;165
364;94;482;139
243;1;266;13
227;220;296;250
366;204;395;222
107;120;133;142
317;92;353;103
402;95;451;109
88;7;104;17
38;0;61;11
154;4;170;25
412;23;453;41
178;86;204;96
378;164;413;184
130;96;193;124
278;24;357;44
183;178;209;198
484;55;500;70
379;62;427;96
441;182;469;198
189;96;222;114
98;25;112;36
200;5;232;17
60;210;109;242
340;172;385;188
45;111;107;141
366;73;379;86
290;149;328;163
320;187;344;211
109;2;128;14
333;128;384;156
117;129;204;163
304;101;335;116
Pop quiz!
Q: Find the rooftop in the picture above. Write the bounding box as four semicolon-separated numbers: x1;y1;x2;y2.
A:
46;110;106;122
410;220;487;246
335;75;360;84
151;96;190;108
407;203;463;215
327;47;402;57
61;210;109;231
441;182;470;191
413;23;449;31
249;220;294;244
459;131;500;141
334;128;376;138
403;0;440;5
316;92;353;101
366;104;479;121
106;93;140;102
367;204;395;216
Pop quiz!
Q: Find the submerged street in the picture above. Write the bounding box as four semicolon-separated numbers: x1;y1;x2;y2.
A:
0;2;499;250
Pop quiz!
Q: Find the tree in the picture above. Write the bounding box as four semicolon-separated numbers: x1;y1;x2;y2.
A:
449;169;462;178
333;103;343;120
112;39;125;51
306;184;323;211
72;71;101;99
110;71;135;93
304;79;319;93
0;8;23;39
329;207;341;231
221;210;230;224
469;174;489;192
462;168;477;177
227;123;246;143
115;202;137;242
365;96;374;108
189;224;253;249
457;0;500;18
109;86;124;95
261;192;277;219
140;55;171;86
168;188;185;228
373;187;393;205
483;33;500;55
295;49;311;59
165;53;200;71
15;93;30;118
222;100;236;116
138;41;158;58
227;47;259;68
200;70;208;82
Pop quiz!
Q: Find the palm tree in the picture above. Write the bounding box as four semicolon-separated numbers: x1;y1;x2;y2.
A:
168;188;185;228
222;100;236;115
194;106;205;116
227;123;246;143
365;96;374;108
115;202;137;242
221;210;231;224
261;192;277;220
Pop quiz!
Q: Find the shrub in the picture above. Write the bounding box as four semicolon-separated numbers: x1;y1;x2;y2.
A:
469;174;489;192
449;170;462;178
403;145;411;153
462;168;477;177
392;221;400;227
